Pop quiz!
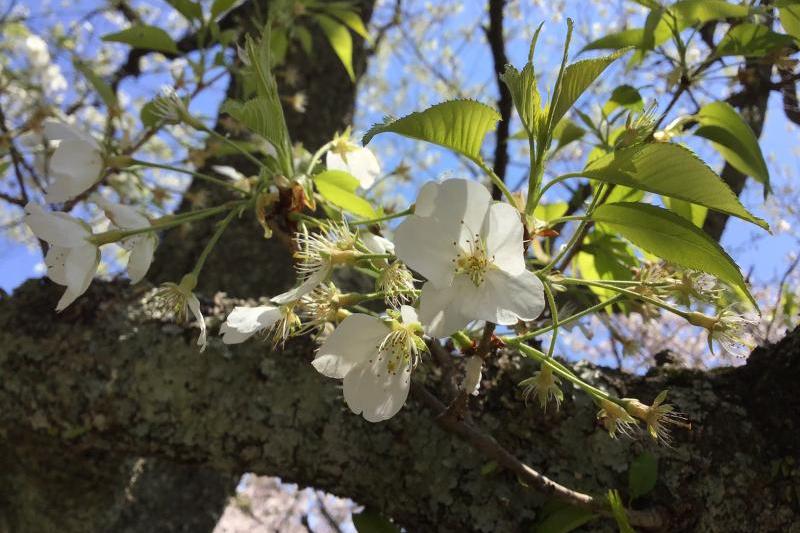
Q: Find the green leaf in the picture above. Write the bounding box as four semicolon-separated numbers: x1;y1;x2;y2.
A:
73;60;118;110
211;0;238;19
295;25;313;56
534;501;597;533
552;119;585;153
534;202;569;222
779;2;800;41
102;25;178;54
663;197;707;227
140;100;161;128
316;14;355;81
327;6;371;41
607;490;635;533
363;100;500;162
577;230;637;302
628;452;659;500
693;101;770;191
603;85;643;115
583;29;645;52
715;23;794;57
590;202;756;306
550;49;628;128
314;170;377;218
501;62;542;136
582;143;768;229
352;509;400;533
166;0;202;21
220;98;290;164
583;1;750;53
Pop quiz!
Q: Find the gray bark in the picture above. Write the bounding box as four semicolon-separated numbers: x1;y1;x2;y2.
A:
1;278;798;532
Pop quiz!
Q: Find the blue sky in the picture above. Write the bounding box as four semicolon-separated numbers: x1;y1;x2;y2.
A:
1;0;797;299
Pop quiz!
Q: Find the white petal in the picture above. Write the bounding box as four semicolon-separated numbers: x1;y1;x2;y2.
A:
482;202;526;275
212;165;245;181
346;147;381;188
418;280;472;338
463;355;483;396
413;181;440;217
271;268;328;304
342;357;411;422
45;139;103;202
432;178;493;243
326;147;380;189
394;215;457;288
56;245;98;311
93;195;149;229
221;305;282;344
463;268;545;325
399;305;418;325
24;203;91;247
312;314;388;379
360;232;394;255
43;120;98;147
44;246;69;285
127;235;156;283
187;294;207;351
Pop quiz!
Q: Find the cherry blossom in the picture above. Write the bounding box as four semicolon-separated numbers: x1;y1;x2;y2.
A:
42;121;104;203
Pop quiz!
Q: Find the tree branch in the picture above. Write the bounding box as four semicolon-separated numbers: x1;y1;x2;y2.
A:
485;0;512;200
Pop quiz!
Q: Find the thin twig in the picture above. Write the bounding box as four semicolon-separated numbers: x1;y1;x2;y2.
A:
412;383;665;529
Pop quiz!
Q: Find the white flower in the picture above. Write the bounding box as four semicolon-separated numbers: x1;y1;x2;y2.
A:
24;202;99;311
220;304;298;345
710;309;758;359
312;306;425;422
326;137;380;189
272;222;356;304
394;179;545;337
92;195;156;283
43;121;104;203
155;274;207;351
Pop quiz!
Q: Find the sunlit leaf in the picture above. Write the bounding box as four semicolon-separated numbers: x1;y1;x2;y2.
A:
607;490;635;533
316;14;355;81
501;62;542;136
693;101;770;191
582;143;768;229
662;197;707;228
166;0;202;21
102;25;179;54
314;170;376;218
211;0;238;19
327;6;371;41
74;60;118;110
363;100;500;162
550;49;628;128
552;119;586;153
715;23;794;57
591;202;756;306
603;85;643;115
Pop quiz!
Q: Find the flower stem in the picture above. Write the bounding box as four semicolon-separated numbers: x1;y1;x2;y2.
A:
191;206;239;277
560;277;690;319
90;201;245;246
542;280;559;359
201;126;265;169
306;141;335;175
507;294;625;343
131;159;247;194
509;340;613;402
472;157;517;206
351;208;413;226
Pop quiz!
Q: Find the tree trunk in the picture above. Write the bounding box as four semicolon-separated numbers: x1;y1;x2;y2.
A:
1;277;798;532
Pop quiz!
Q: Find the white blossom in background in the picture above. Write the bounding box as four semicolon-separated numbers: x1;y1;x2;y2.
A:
92;195;156;283
24;35;50;67
394;178;545;337
326;135;381;189
312;306;425;422
24;203;99;311
43;121;104;203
